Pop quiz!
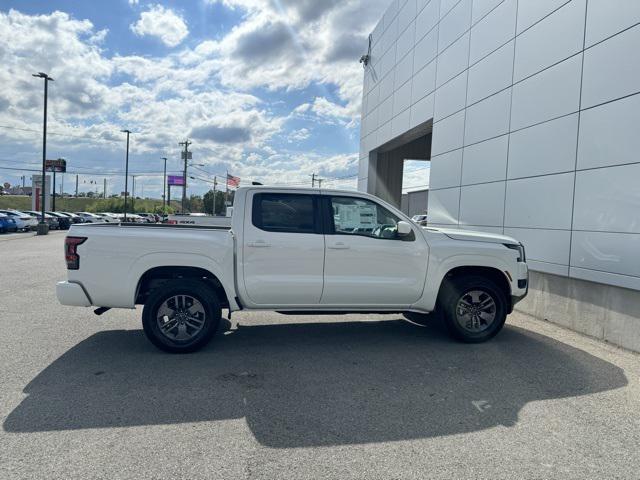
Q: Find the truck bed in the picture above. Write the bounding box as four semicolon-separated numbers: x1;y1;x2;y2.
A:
66;222;235;308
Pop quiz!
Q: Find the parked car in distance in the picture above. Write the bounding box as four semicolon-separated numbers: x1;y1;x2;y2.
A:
0;213;19;233
75;212;105;223
95;213;119;223
47;212;71;230
0;209;37;231
126;213;146;223
137;213;157;223
57;186;529;353
411;214;428;226
24;210;60;229
60;212;84;224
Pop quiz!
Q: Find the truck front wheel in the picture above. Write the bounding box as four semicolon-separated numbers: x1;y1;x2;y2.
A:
440;275;507;343
142;279;221;353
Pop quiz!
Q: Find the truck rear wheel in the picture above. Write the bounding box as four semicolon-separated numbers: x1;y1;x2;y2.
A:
440;275;507;343
142;279;221;353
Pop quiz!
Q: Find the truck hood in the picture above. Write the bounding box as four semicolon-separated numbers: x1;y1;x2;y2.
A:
424;227;519;246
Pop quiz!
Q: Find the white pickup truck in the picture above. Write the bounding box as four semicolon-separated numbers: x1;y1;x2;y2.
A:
57;186;528;353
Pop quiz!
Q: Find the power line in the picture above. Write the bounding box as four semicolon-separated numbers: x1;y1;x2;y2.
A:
189;164;226;180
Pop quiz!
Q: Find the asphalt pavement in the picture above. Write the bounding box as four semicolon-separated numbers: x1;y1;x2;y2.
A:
1;232;639;479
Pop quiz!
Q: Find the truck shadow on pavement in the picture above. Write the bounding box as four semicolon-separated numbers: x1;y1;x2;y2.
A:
3;318;628;447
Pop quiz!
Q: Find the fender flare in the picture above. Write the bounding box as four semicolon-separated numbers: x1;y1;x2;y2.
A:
418;253;513;311
126;252;237;309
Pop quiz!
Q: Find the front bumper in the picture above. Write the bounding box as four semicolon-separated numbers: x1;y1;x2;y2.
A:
511;262;529;308
56;281;92;307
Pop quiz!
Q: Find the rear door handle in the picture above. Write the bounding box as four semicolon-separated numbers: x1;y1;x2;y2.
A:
247;240;271;248
328;242;350;250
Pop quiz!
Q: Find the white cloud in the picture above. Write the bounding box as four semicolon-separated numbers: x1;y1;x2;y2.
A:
0;9;286;188
309;97;353;124
0;2;392;194
203;0;389;123
130;5;188;47
402;162;430;192
287;127;310;143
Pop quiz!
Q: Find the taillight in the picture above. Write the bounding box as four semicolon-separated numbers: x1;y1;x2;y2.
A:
65;236;87;270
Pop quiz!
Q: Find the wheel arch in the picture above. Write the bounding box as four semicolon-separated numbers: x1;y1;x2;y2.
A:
437;265;512;313
135;265;230;309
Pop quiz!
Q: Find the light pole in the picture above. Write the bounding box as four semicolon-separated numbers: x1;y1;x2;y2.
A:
179;139;191;213
131;175;136;213
32;72;54;235
161;157;167;214
121;129;131;221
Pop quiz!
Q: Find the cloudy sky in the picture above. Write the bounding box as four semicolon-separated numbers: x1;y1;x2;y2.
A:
0;0;428;198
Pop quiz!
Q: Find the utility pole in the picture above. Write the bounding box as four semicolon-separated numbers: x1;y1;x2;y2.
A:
103;178;107;199
75;174;79;198
317;178;322;188
311;173;316;187
121;129;131;221
179;139;191;213
52;167;56;211
32;72;53;235
161;157;167;213
131;175;136;213
61;174;64;199
212;176;217;215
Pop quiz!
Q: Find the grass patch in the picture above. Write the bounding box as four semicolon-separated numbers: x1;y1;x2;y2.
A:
0;196;180;213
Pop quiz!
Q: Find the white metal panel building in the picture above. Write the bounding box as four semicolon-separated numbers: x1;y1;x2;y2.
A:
359;0;640;351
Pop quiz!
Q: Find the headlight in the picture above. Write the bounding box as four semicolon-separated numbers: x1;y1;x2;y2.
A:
505;243;526;262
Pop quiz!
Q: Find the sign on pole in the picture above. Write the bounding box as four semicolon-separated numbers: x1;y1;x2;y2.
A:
45;159;67;173
180;151;192;160
168;175;185;186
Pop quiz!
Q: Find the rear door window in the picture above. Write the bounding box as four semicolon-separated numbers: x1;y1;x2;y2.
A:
252;193;319;234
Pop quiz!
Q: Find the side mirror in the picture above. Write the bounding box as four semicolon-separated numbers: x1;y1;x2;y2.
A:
397;220;412;236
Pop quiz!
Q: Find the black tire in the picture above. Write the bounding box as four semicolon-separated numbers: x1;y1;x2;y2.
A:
439;275;507;343
142;279;221;353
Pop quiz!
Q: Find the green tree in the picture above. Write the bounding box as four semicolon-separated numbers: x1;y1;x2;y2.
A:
184;194;203;213
203;189;226;215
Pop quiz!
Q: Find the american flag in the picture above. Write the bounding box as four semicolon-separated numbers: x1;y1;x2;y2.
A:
226;173;240;188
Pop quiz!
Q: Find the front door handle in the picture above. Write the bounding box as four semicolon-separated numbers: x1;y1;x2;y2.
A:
328;242;350;250
247;240;271;248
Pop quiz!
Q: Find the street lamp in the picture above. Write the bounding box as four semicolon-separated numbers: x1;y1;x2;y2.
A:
161;157;167;214
32;72;54;235
121;129;131;221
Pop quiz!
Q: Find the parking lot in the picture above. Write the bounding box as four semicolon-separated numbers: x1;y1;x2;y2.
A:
1;232;639;479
